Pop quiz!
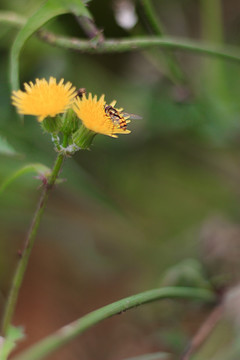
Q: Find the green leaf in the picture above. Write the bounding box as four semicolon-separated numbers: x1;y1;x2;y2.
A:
0;163;51;195
0;135;19;157
0;325;25;360
10;0;92;91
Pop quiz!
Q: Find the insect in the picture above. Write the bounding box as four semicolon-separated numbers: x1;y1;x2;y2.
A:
104;105;127;130
75;88;86;99
104;105;141;130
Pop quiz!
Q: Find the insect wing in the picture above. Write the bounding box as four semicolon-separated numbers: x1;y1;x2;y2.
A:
122;112;142;120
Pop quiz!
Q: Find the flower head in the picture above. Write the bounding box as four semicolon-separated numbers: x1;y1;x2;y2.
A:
73;93;131;138
12;77;76;122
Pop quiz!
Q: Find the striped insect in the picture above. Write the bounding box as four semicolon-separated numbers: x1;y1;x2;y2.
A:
104;105;141;130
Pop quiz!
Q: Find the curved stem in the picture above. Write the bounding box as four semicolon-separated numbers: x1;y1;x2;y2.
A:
44;35;240;62
1;11;240;64
0;143;67;336
12;287;216;360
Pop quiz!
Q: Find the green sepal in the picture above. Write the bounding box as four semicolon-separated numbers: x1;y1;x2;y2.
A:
72;125;96;149
61;108;80;135
41;115;63;133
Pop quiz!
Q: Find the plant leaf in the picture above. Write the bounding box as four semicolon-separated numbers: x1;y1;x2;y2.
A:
0;326;25;360
0;135;19;157
0;163;51;195
10;0;92;91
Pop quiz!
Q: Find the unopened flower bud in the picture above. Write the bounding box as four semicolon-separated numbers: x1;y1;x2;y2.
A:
41;115;63;133
72;125;96;149
61;108;80;135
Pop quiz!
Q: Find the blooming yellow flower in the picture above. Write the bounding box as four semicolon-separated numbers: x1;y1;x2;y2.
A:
12;77;76;122
73;93;131;138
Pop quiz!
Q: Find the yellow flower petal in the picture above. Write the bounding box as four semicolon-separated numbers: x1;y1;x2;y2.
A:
12;77;77;122
73;93;131;138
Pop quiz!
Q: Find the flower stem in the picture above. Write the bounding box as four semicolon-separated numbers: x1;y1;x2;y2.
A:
0;145;67;336
138;0;165;36
12;287;216;360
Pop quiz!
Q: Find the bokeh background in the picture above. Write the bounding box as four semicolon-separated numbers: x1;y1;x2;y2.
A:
1;0;240;359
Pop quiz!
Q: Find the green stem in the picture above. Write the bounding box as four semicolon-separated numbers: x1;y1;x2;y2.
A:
138;0;165;36
75;15;104;42
12;287;216;360
38;33;240;63
0;11;240;64
137;0;186;83
0;140;67;336
0;11;25;27
200;0;227;99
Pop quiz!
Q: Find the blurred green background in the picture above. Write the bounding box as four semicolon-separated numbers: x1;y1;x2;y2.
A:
1;0;240;359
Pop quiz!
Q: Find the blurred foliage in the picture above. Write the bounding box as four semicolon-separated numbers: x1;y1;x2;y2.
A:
1;0;240;359
0;325;24;360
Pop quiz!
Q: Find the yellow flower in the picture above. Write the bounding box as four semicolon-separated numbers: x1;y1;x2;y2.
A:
12;77;76;122
73;93;131;138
